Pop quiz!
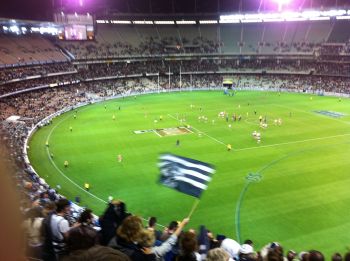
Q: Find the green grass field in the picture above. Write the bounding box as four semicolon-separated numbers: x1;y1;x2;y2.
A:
28;90;350;256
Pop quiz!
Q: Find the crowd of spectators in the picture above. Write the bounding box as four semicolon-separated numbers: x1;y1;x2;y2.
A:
60;35;220;59
1;59;350;97
0;62;76;83
1;55;350;260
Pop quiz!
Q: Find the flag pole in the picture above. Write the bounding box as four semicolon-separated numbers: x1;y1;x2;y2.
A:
188;198;200;218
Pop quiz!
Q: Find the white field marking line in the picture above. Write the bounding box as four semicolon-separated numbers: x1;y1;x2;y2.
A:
46;114;108;204
45;110;167;228
274;104;350;125
183;127;194;133
168;114;226;146
153;130;162;137
235;133;350;152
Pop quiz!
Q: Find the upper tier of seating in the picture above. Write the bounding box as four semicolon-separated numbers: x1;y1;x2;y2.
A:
0;35;69;66
58;20;350;59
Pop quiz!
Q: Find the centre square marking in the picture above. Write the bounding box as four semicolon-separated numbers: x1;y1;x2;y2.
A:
155;126;193;137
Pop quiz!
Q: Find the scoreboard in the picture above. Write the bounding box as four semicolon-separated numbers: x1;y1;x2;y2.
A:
55;13;94;41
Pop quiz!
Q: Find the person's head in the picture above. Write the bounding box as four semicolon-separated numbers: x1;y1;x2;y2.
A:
42;200;56;216
56;198;70;214
244;239;253;246
168;221;178;232
344;252;350;261
117;215;143;243
25;206;43;222
138;229;155;248
148;216;157;228
332;253;342;261
78;208;93;225
207;248;230;261
308;250;325;261
179;231;198;256
286;250;297;261
265;249;283;261
67;225;98;252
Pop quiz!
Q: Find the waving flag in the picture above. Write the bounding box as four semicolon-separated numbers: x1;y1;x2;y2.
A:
158;153;215;198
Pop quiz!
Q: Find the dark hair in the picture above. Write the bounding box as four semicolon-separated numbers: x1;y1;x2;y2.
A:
56;198;70;213
332;253;343;261
344;252;350;261
309;250;325;261
244;239;253;245
168;221;178;231
148;217;157;228
67;225;98;251
78;209;93;224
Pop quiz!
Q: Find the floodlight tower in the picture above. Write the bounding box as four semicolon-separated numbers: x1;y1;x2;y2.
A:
273;0;291;11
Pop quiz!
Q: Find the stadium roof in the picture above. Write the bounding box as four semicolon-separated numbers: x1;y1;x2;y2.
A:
0;0;350;21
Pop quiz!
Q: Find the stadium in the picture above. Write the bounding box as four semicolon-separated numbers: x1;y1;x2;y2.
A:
0;0;350;260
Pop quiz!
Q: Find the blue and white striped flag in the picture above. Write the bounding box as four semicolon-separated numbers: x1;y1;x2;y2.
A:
158;153;215;198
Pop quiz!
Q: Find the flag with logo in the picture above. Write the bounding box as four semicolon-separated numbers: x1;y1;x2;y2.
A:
158;153;215;198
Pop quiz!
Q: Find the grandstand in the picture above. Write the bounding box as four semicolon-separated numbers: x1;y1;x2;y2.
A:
1;0;350;260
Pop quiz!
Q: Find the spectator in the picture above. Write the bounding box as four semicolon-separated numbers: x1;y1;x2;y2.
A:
108;215;156;261
177;231;201;261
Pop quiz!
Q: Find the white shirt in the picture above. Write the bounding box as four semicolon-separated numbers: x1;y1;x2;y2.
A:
221;238;241;259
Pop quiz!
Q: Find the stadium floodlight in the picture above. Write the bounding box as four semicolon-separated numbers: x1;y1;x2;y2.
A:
281;11;300;18
154;21;175;24
96;20;111;24
110;20;131;24
219;19;240;24
262;13;282;19
285;17;307;21
348;10;350;15
9;25;19;33
220;14;244;20
244;13;263;20
336;15;350;20
199;20;218;24
176;20;196;24
263;18;285;22
321;9;346;17
30;27;40;32
133;21;153;24
309;17;330;21
3;26;8;31
301;11;321;18
241;19;263;23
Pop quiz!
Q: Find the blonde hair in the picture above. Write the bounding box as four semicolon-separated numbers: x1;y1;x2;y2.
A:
207;248;230;261
138;229;155;248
